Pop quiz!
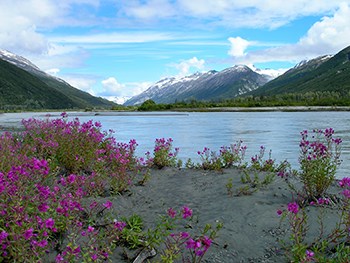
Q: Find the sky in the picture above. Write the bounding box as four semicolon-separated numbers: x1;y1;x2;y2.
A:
1;0;350;104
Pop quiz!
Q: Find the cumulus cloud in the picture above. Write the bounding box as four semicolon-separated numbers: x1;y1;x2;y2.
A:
228;37;251;57
100;77;125;96
228;3;350;65
297;2;350;54
62;74;97;95
98;79;152;104
172;57;205;77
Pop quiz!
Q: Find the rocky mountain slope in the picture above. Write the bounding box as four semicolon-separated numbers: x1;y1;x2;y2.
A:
124;65;271;105
251;45;350;96
0;50;115;110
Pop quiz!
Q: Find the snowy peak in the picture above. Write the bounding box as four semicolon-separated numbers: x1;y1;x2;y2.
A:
0;49;40;72
293;55;333;70
124;65;271;105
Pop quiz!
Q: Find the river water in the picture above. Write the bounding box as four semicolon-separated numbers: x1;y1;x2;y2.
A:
1;111;350;178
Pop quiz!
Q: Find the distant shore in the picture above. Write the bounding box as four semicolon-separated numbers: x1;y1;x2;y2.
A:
172;106;350;112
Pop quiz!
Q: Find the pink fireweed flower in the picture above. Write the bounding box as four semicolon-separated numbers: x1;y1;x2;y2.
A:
186;238;198;249
202;236;212;250
88;226;95;233
181;206;193;219
103;200;113;209
277;209;283;216
56;254;64;262
114;221;126;231
38;203;50;213
339;177;350;188
180;232;190;239
0;231;8;241
23;228;34;240
306;250;315;261
167;207;176;218
287;202;299;214
317;198;329;205
342;189;350;199
45;218;55;229
67;174;76;184
37;239;48;248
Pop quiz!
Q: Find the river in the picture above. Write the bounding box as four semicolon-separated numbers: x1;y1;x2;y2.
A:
1;111;349;178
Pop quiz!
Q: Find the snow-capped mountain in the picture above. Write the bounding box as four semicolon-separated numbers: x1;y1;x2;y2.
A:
0;50;40;71
124;65;271;105
0;49;68;84
0;49;115;109
251;45;350;96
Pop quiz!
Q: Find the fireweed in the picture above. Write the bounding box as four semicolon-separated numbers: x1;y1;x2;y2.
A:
146;138;180;168
21;115;138;194
278;194;350;263
250;145;276;172
279;128;342;200
196;141;246;170
277;172;350;262
160;207;222;263
0;115;218;262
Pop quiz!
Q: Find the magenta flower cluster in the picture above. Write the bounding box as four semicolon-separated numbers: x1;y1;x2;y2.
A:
147;137;179;168
298;128;342;198
164;206;215;262
0;115;141;261
339;177;350;199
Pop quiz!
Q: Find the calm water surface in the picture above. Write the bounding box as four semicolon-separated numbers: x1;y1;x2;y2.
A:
1;111;350;178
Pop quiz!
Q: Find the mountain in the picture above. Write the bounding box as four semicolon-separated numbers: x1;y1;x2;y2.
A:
252;45;350;96
124;65;271;105
0;50;115;110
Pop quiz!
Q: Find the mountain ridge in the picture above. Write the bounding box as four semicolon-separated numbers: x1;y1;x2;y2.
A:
251;45;350;96
124;65;272;105
0;50;115;110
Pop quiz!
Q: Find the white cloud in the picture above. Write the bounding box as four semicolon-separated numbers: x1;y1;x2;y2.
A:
50;32;178;44
228;3;350;65
122;0;176;20
124;0;346;29
101;77;125;96
101;81;152;104
297;2;350;54
45;68;60;76
99;78;152;102
228;37;250;57
62;75;97;95
172;57;205;77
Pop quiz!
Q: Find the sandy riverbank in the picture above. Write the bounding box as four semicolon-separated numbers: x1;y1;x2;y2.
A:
101;167;341;263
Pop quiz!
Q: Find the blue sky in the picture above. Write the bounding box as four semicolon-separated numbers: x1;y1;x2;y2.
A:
1;1;350;104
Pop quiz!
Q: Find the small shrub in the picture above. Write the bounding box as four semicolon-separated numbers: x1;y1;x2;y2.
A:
148;138;180;169
196;141;246;171
298;128;342;199
250;145;276;172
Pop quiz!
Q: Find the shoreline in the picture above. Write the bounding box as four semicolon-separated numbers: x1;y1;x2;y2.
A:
171;106;350;112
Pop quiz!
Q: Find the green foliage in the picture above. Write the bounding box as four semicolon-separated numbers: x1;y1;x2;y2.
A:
0;58;115;110
195;142;246;171
280;129;342;200
147;138;180;169
138;99;172;111
254;46;350;97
